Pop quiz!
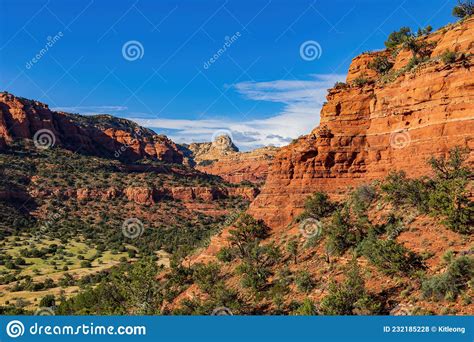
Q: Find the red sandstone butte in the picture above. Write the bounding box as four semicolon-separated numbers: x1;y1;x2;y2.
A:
248;17;474;229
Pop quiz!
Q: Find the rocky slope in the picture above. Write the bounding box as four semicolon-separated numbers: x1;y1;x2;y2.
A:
182;135;279;184
0;92;183;163
249;17;474;228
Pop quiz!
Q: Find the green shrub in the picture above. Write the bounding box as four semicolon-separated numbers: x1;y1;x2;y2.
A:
358;233;424;275
295;271;315;293
80;260;92;268
228;214;270;259
236;243;281;294
326;207;363;255
350;184;377;216
334;82;348;89
381;171;431;212
193;262;221;294
368;56;393;74
300;192;336;221
441;49;457;64
352;76;369;87
417;25;433;36
292;298;318;315
320;258;381;315
427;147;473;234
422;256;473;301
401;35;434;60
286;240;299;264
452;0;474;19
39;294;56;308
216;246;235;263
385;27;412;48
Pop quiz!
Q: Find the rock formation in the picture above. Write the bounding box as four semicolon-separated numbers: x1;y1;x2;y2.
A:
249;17;474;229
182;134;278;184
185;134;239;164
0;92;183;163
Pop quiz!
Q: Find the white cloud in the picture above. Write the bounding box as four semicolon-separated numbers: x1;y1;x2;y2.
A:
52;105;128;115
131;74;344;151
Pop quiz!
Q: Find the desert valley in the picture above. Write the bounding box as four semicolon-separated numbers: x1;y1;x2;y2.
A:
0;11;473;316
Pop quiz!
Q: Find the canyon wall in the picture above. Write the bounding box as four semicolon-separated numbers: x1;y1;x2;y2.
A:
0;93;183;163
249;18;474;229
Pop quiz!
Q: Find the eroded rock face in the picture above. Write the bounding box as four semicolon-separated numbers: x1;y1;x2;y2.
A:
196;146;279;184
181;135;279;184
185;134;239;163
0;93;183;163
28;185;255;204
249;18;474;229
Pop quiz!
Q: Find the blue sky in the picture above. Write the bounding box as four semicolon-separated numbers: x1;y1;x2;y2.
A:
0;0;457;150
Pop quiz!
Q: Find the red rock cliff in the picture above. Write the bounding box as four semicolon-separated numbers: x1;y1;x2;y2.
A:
249;18;474;229
0;93;183;163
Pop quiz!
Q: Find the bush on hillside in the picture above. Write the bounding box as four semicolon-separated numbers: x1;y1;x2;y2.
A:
368;56;393;74
385;27;412;48
358;233;425;276
326;207;364;256
193;262;222;294
441;49;458;64
292;299;318;315
417;25;433;36
427;147;473;234
299;191;336;221
452;0;474;19
381;171;431;212
352;76;369;87
320;258;381;315
422;255;473;301
295;271;315;293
